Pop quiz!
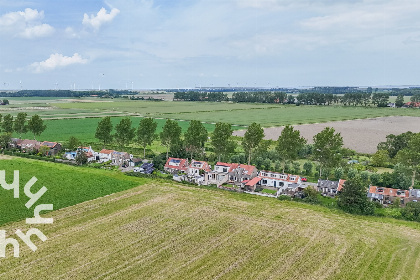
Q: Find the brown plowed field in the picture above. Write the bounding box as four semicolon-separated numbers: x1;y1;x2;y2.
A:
233;116;420;154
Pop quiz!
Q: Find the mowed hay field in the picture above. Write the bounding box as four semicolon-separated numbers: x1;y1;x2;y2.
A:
2;180;420;279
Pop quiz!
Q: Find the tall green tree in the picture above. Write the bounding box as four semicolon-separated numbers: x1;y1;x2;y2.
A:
137;118;157;158
184;120;208;160
377;131;413;158
2;114;13;134
337;176;374;215
13;112;28;138
67;136;80;151
0;133;11;149
276;125;306;172
313;127;343;178
160;119;182;159
395;94;405;107
211;122;236;162
395;133;420;188
114;117;135;149
95;116;113;148
27;114;46;140
242;122;264;165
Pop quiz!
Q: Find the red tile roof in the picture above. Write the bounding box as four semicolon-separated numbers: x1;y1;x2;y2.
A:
165;157;189;171
40;141;58;148
368;186;409;198
189;160;211;172
245;177;262;186
99;149;114;154
338;179;346;192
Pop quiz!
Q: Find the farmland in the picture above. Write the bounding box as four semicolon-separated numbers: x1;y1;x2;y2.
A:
3;97;420;152
0;157;148;225
13;116;225;143
1;176;420;279
3;98;420;127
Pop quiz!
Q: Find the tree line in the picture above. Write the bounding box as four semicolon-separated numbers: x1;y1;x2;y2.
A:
0;90;134;98
173;91;393;107
0;113;47;147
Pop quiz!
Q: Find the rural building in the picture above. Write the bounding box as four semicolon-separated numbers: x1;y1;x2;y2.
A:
40;141;62;155
98;149;115;163
204;162;235;186
164;158;189;174
367;186;410;205
111;151;133;167
317;179;346;197
19;139;41;152
244;171;302;192
228;163;258;186
187;160;211;177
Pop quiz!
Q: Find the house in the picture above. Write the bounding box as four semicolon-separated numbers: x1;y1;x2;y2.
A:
129;157;142;167
317;179;346;197
78;146;97;162
64;151;77;160
227;163;258;187
164;158;189;174
187;160;211;177
204;162;234;186
367;186;409;205
403;102;420;108
9;138;23;148
19;139;41;152
98;149;114;163
40;141;62;156
279;183;308;197
258;171;301;188
111;151;133;167
244;171;302;192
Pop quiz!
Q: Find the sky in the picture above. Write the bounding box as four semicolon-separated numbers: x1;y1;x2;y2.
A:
1;0;420;90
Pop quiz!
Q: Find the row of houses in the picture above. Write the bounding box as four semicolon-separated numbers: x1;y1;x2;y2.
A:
65;147;141;167
164;157;308;197
318;179;420;206
9;138;141;167
165;157;420;206
11;138;62;155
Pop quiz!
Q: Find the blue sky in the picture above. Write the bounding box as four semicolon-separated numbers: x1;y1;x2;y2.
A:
1;0;420;90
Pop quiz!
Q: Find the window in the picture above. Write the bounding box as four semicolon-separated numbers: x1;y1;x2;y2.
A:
262;180;267;184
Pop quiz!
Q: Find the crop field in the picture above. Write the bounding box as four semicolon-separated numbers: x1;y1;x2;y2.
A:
14;116;229;143
1;175;420;279
0;157;147;225
3;97;420;127
234;116;420;154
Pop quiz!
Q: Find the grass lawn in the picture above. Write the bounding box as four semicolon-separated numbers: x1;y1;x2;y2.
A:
0;156;149;225
262;188;277;194
2;178;420;279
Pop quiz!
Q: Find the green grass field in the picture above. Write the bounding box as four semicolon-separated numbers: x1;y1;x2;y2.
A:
14;116;230;143
0;156;148;225
3;98;420;129
1;171;420;279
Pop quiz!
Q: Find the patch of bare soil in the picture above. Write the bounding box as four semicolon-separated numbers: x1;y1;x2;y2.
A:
233;116;420;154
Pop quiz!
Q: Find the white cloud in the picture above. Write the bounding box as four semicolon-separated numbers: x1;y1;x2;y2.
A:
20;23;54;38
30;53;88;73
82;7;120;30
0;8;54;38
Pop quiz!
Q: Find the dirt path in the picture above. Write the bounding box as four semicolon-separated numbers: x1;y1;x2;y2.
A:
233;116;420;154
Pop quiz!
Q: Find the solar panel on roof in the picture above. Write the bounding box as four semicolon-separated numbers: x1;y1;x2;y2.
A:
170;159;181;163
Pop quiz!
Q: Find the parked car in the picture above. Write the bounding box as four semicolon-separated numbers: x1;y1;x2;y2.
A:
301;177;307;182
